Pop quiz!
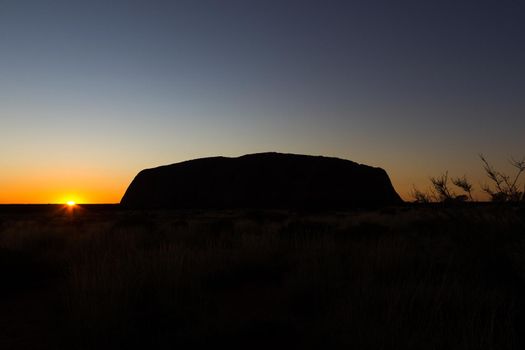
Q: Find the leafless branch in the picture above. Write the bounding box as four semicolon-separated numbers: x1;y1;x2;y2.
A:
479;154;525;202
430;171;455;201
411;186;432;203
452;175;474;201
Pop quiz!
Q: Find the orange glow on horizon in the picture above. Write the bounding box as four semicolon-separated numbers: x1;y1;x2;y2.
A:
0;171;476;204
0;170;129;204
0;157;492;204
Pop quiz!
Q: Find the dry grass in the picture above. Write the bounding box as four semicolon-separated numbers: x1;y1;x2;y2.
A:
0;205;524;349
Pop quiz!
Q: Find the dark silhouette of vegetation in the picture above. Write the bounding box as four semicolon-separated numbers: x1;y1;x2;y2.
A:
1;205;524;349
412;154;524;203
412;172;474;203
480;154;525;202
411;186;432;203
452;175;474;201
429;171;455;201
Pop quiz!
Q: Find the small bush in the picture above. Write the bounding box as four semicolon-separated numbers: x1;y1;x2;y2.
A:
412;154;524;203
480;154;525;202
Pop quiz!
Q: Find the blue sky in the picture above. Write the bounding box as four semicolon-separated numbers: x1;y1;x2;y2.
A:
1;0;524;202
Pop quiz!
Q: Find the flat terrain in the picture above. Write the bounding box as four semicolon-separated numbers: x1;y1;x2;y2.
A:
1;204;524;349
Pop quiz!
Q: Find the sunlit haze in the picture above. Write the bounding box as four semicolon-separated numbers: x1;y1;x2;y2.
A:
1;0;524;203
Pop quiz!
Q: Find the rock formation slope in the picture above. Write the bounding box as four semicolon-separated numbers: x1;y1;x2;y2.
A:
121;152;402;209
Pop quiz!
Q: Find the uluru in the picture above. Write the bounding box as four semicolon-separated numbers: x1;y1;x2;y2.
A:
120;152;402;209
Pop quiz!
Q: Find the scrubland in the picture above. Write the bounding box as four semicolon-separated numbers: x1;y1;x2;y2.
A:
1;204;524;349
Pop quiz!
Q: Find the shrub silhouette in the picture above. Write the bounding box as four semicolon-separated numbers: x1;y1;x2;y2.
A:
452;175;474;201
412;154;524;203
411;187;432;204
480;154;525;202
412;171;474;203
429;172;455;202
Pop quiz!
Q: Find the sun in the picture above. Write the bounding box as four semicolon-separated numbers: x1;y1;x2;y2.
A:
58;195;83;207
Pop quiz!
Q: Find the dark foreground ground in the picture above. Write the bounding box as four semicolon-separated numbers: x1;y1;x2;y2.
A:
1;204;524;349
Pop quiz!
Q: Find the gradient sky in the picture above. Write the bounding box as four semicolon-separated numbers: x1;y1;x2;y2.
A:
1;0;524;203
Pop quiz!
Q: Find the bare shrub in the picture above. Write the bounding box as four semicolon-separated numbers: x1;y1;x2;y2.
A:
480;154;525;202
411;186;432;203
430;172;456;202
413;153;525;203
452;175;474;201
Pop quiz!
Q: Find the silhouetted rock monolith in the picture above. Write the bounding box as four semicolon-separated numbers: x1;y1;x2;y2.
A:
120;152;402;209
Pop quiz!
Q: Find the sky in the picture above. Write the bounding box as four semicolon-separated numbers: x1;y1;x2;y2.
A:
1;0;524;203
